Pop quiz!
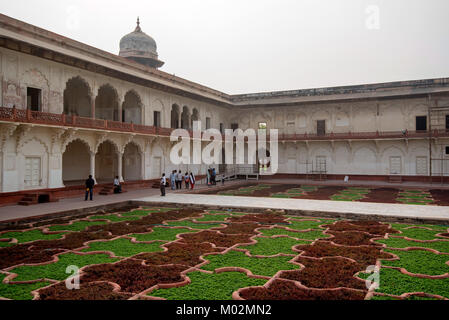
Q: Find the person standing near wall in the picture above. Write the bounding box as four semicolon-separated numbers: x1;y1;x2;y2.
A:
160;173;166;196
190;172;196;190
85;175;95;201
177;170;183;189
170;171;176;190
212;168;217;185
185;172;190;189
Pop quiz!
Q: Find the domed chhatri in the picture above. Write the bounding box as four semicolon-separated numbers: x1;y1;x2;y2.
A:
119;17;164;69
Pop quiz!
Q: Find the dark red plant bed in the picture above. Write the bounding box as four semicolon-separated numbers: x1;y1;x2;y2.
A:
359;188;399;204
238;279;366;300
324;231;381;246
279;257;366;290
0;244;64;269
179;231;253;248
37;282;133;300
299;186;345;200
429;190;449;206
295;240;394;268
229;214;287;224
81;259;188;294
136;242;223;266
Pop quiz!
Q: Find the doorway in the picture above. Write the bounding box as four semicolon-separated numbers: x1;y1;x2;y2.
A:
27;87;41;111
24;157;41;188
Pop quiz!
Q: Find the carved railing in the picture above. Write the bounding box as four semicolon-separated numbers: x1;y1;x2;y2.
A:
0;107;448;141
275;129;446;141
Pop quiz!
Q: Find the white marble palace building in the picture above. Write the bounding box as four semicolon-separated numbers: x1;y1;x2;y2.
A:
0;14;449;195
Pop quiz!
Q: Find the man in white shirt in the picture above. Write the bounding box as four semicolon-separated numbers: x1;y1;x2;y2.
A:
113;176;122;194
176;170;183;189
160;173;166;196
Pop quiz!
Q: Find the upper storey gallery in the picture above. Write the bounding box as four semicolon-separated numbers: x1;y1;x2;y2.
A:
0;13;449;136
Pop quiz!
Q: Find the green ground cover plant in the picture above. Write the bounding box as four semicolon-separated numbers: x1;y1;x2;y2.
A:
0;274;50;300
149;271;266;300
396;190;434;205
0;242;13;248
81;238;164;257
202;250;300;277
392;228;447;241
9;253;119;282
238;237;310;256
359;268;449;298
0;229;66;244
375;237;449;253
381;249;449;276
48;221;107;232
390;223;447;232
331;188;370;201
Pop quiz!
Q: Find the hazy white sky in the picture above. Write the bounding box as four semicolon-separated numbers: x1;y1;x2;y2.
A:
1;0;448;94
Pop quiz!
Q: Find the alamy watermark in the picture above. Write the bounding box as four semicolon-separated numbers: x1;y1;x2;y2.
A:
365;265;380;290
170;121;279;175
365;5;380;30
65;265;80;290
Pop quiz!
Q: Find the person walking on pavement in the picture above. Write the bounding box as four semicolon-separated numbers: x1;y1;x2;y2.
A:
85;175;95;201
160;173;166;196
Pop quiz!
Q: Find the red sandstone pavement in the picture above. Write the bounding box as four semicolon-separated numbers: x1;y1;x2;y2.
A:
0;180;248;222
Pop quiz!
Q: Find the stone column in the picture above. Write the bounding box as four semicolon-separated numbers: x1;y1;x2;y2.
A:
91;97;96;119
118;152;124;182
89;151;96;183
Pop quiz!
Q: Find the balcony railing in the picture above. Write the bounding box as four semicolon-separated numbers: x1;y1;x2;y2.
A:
0;107;448;141
275;129;444;141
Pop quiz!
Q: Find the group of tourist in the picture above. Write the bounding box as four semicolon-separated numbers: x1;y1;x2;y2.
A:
83;167;224;200
160;171;196;197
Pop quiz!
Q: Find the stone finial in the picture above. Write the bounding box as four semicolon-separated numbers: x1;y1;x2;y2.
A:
135;17;141;32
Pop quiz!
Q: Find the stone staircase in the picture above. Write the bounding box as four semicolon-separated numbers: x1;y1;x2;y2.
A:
18;193;56;206
99;185;127;195
389;175;403;184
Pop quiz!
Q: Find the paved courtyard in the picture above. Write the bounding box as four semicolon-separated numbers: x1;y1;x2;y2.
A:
1;179;449;223
133;194;449;222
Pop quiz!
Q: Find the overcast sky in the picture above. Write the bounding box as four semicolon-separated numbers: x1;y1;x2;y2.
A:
1;0;448;94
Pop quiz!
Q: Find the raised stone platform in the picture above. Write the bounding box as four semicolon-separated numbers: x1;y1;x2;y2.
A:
132;194;449;225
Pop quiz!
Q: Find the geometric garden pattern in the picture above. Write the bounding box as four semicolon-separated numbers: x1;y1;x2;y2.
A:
213;184;449;206
0;207;448;300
